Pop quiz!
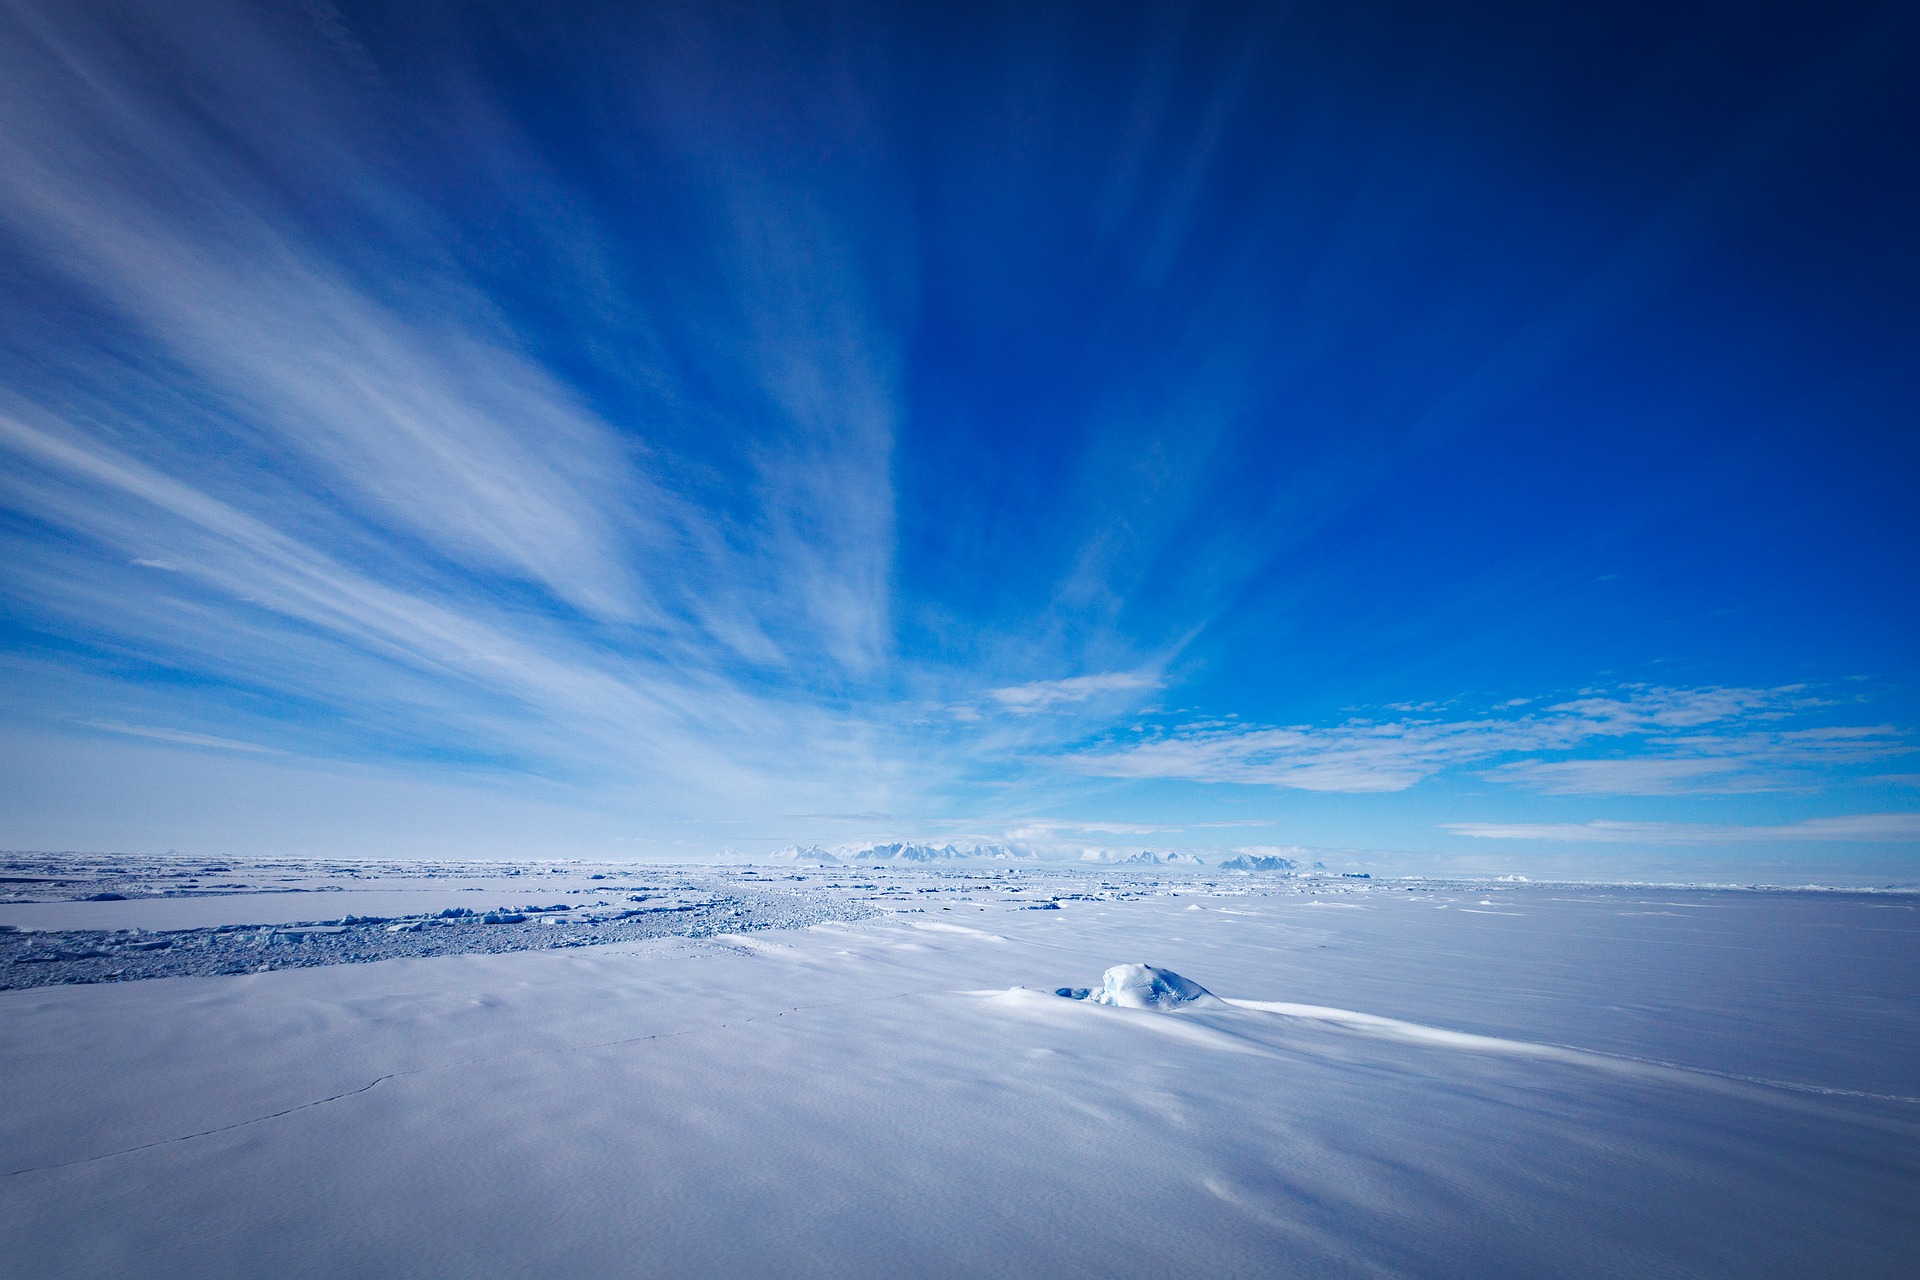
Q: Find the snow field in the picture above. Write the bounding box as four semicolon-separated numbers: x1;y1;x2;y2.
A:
1;882;1916;1277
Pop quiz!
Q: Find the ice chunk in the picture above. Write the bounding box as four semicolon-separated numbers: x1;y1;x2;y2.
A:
1087;964;1218;1009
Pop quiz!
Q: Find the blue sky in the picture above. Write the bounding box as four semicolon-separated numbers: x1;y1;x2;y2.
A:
1;0;1915;877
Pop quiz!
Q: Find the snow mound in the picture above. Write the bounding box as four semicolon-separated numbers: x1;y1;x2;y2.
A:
1059;964;1220;1010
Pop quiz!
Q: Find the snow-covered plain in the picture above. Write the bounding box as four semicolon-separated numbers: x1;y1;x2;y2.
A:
2;859;1916;1277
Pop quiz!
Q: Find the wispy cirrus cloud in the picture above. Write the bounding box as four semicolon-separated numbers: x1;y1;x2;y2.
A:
1002;819;1180;840
0;0;902;668
1445;814;1920;844
0;406;881;801
0;1;1911;872
1069;685;1905;794
987;671;1162;714
0;0;912;820
1482;726;1904;795
79;719;285;756
1074;718;1529;791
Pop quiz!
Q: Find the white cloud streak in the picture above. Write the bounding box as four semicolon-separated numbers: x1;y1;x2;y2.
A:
1445;814;1920;844
1002;819;1180;840
0;1;926;819
1071;686;1904;794
1482;726;1904;795
989;671;1162;714
79;719;285;755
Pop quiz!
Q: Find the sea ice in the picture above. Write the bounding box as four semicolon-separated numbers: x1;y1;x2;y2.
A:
2;863;1915;1277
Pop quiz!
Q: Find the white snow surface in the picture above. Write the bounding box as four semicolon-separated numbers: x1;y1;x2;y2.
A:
3;872;1917;1277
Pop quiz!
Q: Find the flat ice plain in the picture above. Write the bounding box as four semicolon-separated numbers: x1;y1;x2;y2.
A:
3;857;1916;1277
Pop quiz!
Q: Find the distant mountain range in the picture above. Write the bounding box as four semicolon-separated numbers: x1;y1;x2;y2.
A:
1214;853;1301;872
766;842;1311;871
1079;850;1206;866
770;842;1039;864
